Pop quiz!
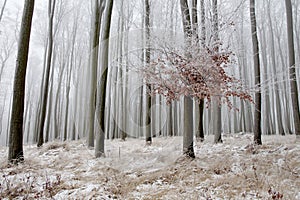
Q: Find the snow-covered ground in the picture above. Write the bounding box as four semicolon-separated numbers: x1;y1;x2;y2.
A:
0;134;299;199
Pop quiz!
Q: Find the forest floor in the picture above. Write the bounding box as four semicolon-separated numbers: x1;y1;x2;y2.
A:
0;133;299;199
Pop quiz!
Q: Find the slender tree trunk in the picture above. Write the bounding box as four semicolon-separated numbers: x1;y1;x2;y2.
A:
145;0;152;145
212;0;222;143
8;0;35;163
37;0;56;147
266;1;284;135
250;0;262;145
180;0;195;158
88;0;103;147
183;96;195;158
0;0;7;23
197;0;205;141
285;0;300;139
95;0;113;157
259;27;274;135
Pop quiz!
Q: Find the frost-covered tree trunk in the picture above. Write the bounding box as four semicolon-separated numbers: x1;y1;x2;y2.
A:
95;0;113;158
275;27;293;134
259;26;274;135
285;0;300;139
250;0;262;145
88;0;103;147
8;0;35;163
266;1;284;135
197;0;205;141
180;0;195;158
37;0;56;147
63;14;78;141
145;0;152;145
212;0;222;143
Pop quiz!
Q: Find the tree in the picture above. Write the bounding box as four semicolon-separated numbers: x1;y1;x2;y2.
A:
180;0;195;158
95;0;113;158
37;0;56;147
145;0;152;145
250;0;262;145
8;0;35;163
87;0;104;147
197;0;205;141
0;0;7;23
212;0;222;144
285;0;300;139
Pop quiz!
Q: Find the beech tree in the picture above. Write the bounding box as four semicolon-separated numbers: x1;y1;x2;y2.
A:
141;34;253;158
212;0;222;144
285;0;300;139
8;0;35;163
37;0;56;147
250;0;262;145
95;0;113;157
87;0;104;147
145;0;152;145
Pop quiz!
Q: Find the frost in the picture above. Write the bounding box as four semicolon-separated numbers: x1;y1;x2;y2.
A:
0;134;299;199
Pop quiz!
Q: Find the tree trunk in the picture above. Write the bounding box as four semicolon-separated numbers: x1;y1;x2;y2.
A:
88;0;103;147
250;0;262;145
285;0;300;139
8;0;35;163
37;0;56;147
212;0;222;143
266;1;284;135
145;0;152;145
180;0;195;158
0;0;7;23
95;0;113;158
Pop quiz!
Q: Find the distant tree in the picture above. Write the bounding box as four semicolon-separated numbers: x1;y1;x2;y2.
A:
250;0;262;145
285;0;300;139
0;0;7;23
8;0;35;163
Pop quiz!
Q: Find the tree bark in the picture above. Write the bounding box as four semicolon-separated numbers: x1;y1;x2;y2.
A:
285;0;300;139
250;0;262;145
212;0;222;143
180;0;195;158
88;0;103;147
95;0;113;158
37;0;56;147
197;0;205;141
8;0;35;163
145;0;152;145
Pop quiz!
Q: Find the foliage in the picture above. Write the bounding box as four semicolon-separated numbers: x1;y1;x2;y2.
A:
141;40;253;109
